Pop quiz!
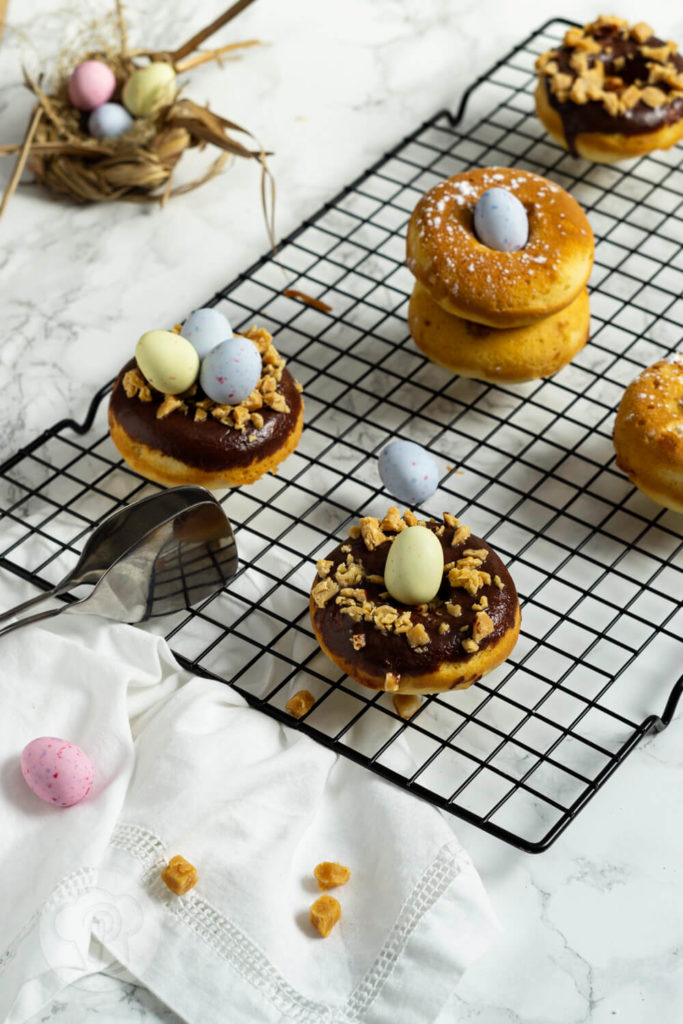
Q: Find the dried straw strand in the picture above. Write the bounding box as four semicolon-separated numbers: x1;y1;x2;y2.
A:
115;0;129;58
170;0;258;62
0;105;42;220
0;0;9;49
174;38;260;74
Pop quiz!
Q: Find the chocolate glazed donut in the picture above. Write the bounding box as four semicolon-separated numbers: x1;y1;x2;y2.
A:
108;326;304;488
535;16;683;163
310;511;521;695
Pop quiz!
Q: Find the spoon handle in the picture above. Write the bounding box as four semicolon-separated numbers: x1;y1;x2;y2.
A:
0;585;69;625
0;603;68;639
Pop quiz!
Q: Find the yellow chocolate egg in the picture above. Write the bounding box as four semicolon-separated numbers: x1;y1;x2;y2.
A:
122;62;176;117
384;525;444;605
135;330;199;395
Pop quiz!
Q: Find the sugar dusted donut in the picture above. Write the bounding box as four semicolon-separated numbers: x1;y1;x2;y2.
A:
406;167;594;328
109;326;303;488
310;508;521;695
408;281;590;383
613;355;683;512
535;16;683;163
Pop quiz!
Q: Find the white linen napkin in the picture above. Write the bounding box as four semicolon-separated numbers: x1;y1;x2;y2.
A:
0;572;500;1024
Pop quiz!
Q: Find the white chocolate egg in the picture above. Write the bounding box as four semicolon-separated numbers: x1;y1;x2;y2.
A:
122;62;176;117
384;526;444;605
474;187;529;252
135;330;199;395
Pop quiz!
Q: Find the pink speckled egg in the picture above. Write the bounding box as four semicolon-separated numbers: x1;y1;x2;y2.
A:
21;737;94;807
67;60;116;111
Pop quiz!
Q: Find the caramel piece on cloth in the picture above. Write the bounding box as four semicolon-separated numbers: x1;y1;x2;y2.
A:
314;861;351;890
310;894;342;937
162;855;198;895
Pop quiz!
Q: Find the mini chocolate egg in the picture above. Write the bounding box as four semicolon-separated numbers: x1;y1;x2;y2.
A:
181;308;233;360
200;337;262;405
378;440;439;505
122;62;176;117
21;737;94;807
88;102;134;140
135;330;199;395
67;60;116;111
474;187;529;252
385;526;444;605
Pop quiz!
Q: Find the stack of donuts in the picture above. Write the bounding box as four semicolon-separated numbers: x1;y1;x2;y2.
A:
406;166;594;383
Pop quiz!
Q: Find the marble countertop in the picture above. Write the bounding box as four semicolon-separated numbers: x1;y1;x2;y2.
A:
2;1;683;1021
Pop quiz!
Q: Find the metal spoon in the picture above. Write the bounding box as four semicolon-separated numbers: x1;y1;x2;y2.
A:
0;494;238;637
0;485;214;625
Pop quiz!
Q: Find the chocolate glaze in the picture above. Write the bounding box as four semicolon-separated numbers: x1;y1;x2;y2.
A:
545;28;683;155
109;358;303;472
312;523;519;681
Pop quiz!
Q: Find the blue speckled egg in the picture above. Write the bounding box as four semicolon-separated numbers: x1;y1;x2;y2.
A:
88;102;134;140
181;308;233;360
378;440;439;505
473;188;529;252
200;337;262;405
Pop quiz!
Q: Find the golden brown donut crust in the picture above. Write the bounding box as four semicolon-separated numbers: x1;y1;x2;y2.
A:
408;282;590;383
406;167;594;328
534;79;683;164
310;509;521;695
613;357;683;513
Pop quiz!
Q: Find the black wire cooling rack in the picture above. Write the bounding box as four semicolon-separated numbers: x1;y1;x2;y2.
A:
2;18;683;853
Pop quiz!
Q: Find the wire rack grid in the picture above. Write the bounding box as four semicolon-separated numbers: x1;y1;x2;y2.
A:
1;18;682;853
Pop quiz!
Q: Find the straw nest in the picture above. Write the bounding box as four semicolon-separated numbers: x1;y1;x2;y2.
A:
1;0;273;230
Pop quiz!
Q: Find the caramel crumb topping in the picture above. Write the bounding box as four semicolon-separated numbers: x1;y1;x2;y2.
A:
406;623;430;648
122;368;152;402
630;21;653;43
359;517;387;551
351;634;366;651
452;524;471;545
462;638;480;654
157;394;186;420
445;602;462;617
285;689;315;719
312;578;339;608
393;693;422;719
380;506;406;533
335;560;364;586
316;559;333;578
472;611;494;644
448;555;491;596
438;622;450;635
